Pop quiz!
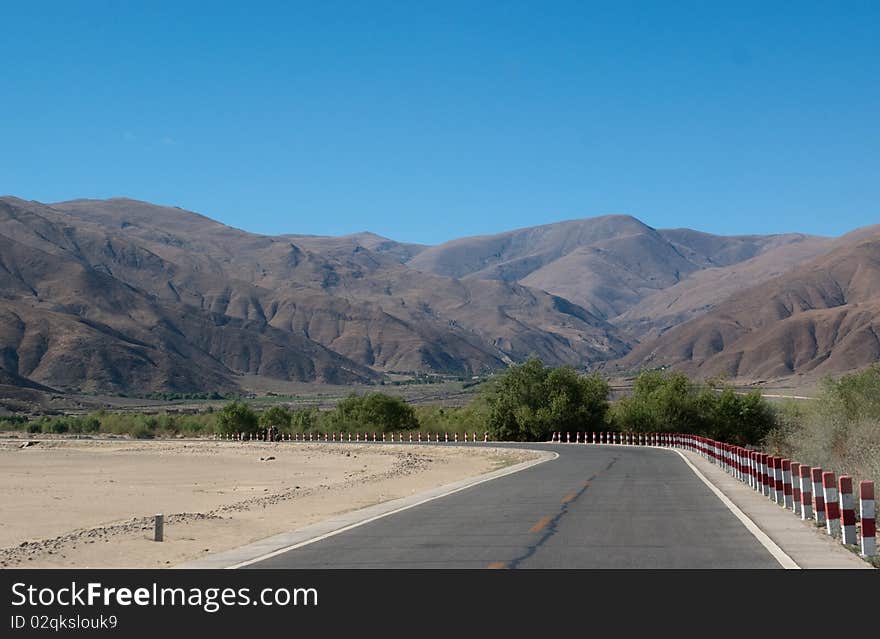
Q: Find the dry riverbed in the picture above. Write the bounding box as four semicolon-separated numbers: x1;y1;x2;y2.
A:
0;439;536;569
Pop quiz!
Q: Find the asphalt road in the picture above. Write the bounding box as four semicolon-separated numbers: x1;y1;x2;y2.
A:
250;443;780;569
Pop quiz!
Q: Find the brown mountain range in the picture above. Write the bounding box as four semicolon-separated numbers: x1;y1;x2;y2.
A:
0;195;875;395
0;197;626;393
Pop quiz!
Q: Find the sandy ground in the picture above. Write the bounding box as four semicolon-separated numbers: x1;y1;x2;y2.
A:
0;439;536;569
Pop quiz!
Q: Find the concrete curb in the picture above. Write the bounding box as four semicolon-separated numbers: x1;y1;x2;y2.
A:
177;449;558;569
675;448;871;569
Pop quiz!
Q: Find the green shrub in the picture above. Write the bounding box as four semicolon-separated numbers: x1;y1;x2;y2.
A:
259;405;293;430
323;393;417;432
609;370;774;445
216;401;259;435
132;425;155;439
483;357;609;441
765;366;880;487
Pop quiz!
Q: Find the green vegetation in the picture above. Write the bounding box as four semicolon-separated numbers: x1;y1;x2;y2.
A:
322;393;417;433
216;401;259;435
9;360;875;484
765;366;880;488
610;370;775;445
483;357;609;441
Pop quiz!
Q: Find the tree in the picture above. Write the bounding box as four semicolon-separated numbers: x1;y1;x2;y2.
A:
217;401;259;435
259;405;293;430
609;370;774;444
325;393;417;432
484;357;609;441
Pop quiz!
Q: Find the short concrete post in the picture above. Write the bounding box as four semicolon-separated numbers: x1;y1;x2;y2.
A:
781;459;793;509
811;467;826;525
772;457;784;504
791;462;801;516
838;476;857;545
859;481;876;557
823;471;840;537
154;514;164;542
799;464;813;520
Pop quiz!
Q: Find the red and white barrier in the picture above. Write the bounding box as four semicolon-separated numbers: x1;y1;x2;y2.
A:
771;457;783;504
812;467;826;525
839;475;857;545
823;471;840;537
860;481;876;557
790;462;801;516
799;464;813;520
781;459;793;509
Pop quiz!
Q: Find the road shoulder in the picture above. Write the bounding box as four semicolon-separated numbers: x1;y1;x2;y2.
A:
677;449;871;569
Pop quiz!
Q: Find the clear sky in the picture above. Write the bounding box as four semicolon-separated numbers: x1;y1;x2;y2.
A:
2;1;877;244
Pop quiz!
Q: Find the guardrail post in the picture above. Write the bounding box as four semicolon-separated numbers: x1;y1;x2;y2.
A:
811;467;826;525
781;459;793;509
791;462;802;515
799;464;813;520
860;481;876;557
839;476;857;545
823;471;840;537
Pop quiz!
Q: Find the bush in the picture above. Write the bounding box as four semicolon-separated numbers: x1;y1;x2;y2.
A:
50;420;69;434
413;402;489;436
324;393;417;432
132;425;156;439
609;370;774;445
216;401;259;435
766;366;880;487
259;405;293;430
484;357;609;441
290;409;317;433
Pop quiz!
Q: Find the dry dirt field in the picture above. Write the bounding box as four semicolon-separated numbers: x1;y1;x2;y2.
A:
0;439;536;569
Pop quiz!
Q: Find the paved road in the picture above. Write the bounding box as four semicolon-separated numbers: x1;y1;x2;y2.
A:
250;443;780;569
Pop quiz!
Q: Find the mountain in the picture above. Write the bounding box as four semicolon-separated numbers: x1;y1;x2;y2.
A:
617;228;880;381
406;216;821;321
0;197;626;393
615;235;834;340
2;195;874;394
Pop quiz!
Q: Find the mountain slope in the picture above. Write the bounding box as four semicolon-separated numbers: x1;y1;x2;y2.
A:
0;197;629;392
406;216;820;320
618;229;880;380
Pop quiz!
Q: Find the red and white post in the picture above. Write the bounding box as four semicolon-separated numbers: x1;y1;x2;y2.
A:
838;476;857;545
790;462;801;515
799;464;813;521
859;481;876;557
823;471;840;537
812;467;826;525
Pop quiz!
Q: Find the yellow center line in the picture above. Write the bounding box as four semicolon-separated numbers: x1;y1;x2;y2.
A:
529;515;553;533
561;492;578;503
487;561;508;569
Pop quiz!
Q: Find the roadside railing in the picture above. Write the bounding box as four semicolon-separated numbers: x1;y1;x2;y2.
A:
548;430;876;559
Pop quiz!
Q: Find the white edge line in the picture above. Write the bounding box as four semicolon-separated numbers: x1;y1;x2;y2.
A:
225;450;559;569
669;448;800;570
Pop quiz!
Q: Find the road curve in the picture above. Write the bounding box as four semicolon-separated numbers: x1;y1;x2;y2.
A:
249;443;781;569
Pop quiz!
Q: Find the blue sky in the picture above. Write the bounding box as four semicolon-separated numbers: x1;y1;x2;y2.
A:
2;1;877;244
